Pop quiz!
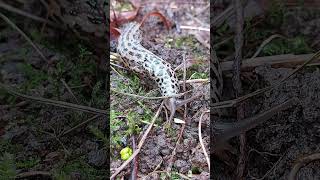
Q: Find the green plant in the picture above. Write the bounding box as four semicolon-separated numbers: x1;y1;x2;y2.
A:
261;36;312;56
78;45;93;60
89;126;108;148
110;110;125;149
0;139;22;155
0;152;17;179
53;159;107;180
125;111;142;136
174;36;195;49
16;157;40;169
52;171;71;180
113;74;146;95
89;81;107;108
267;0;286;27
19;63;49;90
288;36;313;54
189;72;208;79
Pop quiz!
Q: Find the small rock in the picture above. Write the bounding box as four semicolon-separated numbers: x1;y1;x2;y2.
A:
160;148;170;156
174;159;190;174
157;134;167;147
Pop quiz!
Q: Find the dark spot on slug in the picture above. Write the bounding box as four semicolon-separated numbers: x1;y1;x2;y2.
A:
124;48;128;52
128;43;132;46
136;54;142;58
129;51;134;56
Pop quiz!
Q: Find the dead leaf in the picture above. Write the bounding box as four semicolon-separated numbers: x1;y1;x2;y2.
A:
140;11;172;30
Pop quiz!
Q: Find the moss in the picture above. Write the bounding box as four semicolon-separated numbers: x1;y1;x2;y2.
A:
261;36;313;56
0;152;17;179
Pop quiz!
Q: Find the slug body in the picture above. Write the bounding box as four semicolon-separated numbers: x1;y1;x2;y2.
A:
117;22;179;121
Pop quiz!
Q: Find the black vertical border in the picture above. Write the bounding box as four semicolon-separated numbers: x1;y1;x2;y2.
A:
210;0;213;179
103;0;110;179
210;0;215;179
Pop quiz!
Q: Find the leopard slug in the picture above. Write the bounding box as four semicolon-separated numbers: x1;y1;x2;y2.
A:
117;22;180;122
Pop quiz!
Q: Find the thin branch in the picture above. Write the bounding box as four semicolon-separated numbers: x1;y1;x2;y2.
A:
0;2;60;28
212;5;234;28
0;12;48;62
214;98;297;146
288;153;320;180
220;53;320;72
110;102;164;179
199;110;210;171
0;83;108;115
180;25;210;32
250;34;286;59
15;171;51;179
211;50;320;109
61;79;80;104
58;115;101;137
232;0;246;177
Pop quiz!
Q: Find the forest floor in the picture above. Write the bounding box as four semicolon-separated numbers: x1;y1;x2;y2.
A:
0;0;319;180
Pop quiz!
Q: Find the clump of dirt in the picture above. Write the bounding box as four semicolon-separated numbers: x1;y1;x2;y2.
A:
248;66;320;179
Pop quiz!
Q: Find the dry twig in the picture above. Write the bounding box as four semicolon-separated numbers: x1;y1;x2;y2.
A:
214;98;297;146
220;53;320;72
180;25;209;32
15;171;51;179
288;153;320;180
199;110;210;170
0;12;48;62
211;51;320;109
250;34;286;59
232;0;246;177
110;102;165;179
0;83;107;115
0;2;60;28
58;115;101;137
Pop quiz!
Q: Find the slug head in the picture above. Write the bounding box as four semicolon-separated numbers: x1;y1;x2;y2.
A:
164;97;177;123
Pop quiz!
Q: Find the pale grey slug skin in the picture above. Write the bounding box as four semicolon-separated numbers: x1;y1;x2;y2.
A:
117;22;179;97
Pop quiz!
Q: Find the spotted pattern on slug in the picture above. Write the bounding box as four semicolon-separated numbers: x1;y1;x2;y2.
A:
117;22;179;96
